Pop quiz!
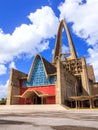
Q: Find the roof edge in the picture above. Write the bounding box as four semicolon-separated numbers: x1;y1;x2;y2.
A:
27;53;49;82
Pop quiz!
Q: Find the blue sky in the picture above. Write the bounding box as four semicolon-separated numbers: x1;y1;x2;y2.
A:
0;0;98;99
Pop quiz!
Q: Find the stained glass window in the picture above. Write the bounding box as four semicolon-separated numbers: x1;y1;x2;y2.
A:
23;57;56;87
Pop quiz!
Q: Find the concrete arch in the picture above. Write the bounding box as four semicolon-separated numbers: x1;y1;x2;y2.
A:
52;20;77;64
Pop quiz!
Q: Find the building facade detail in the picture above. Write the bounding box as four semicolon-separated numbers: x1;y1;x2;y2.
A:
6;20;98;108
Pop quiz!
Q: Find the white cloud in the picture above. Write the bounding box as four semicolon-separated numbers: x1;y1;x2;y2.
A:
0;6;59;98
87;45;98;81
9;61;16;69
28;6;59;39
58;0;98;45
0;6;59;64
58;0;98;81
62;44;69;54
0;80;9;99
0;64;7;75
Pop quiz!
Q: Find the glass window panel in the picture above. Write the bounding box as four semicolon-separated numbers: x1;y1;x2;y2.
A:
23;57;56;87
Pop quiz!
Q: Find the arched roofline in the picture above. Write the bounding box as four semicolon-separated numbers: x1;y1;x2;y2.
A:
52;19;77;64
21;89;43;98
27;53;48;82
14;89;54;98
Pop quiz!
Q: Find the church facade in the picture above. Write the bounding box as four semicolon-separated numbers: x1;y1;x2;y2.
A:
6;20;98;107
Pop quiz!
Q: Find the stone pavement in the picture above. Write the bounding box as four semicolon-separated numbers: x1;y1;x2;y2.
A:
0;105;98;130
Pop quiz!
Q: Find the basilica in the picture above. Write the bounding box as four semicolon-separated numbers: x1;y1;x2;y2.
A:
6;20;98;108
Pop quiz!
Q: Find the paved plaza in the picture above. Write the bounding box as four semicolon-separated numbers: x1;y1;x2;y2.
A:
0;105;98;130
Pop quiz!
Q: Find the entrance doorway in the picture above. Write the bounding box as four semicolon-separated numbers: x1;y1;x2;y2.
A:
32;96;41;104
22;90;48;104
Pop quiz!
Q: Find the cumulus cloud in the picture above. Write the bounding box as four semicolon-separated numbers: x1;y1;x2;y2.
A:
0;6;59;64
59;0;98;45
0;64;7;75
28;6;59;39
87;45;98;81
0;80;9;99
62;44;69;54
0;6;59;98
58;0;98;81
9;61;16;69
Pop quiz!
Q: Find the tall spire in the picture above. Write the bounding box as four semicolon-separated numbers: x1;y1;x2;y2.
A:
52;20;77;64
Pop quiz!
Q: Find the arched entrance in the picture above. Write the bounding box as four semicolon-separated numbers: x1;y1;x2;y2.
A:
14;89;55;104
31;94;41;104
19;90;50;104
